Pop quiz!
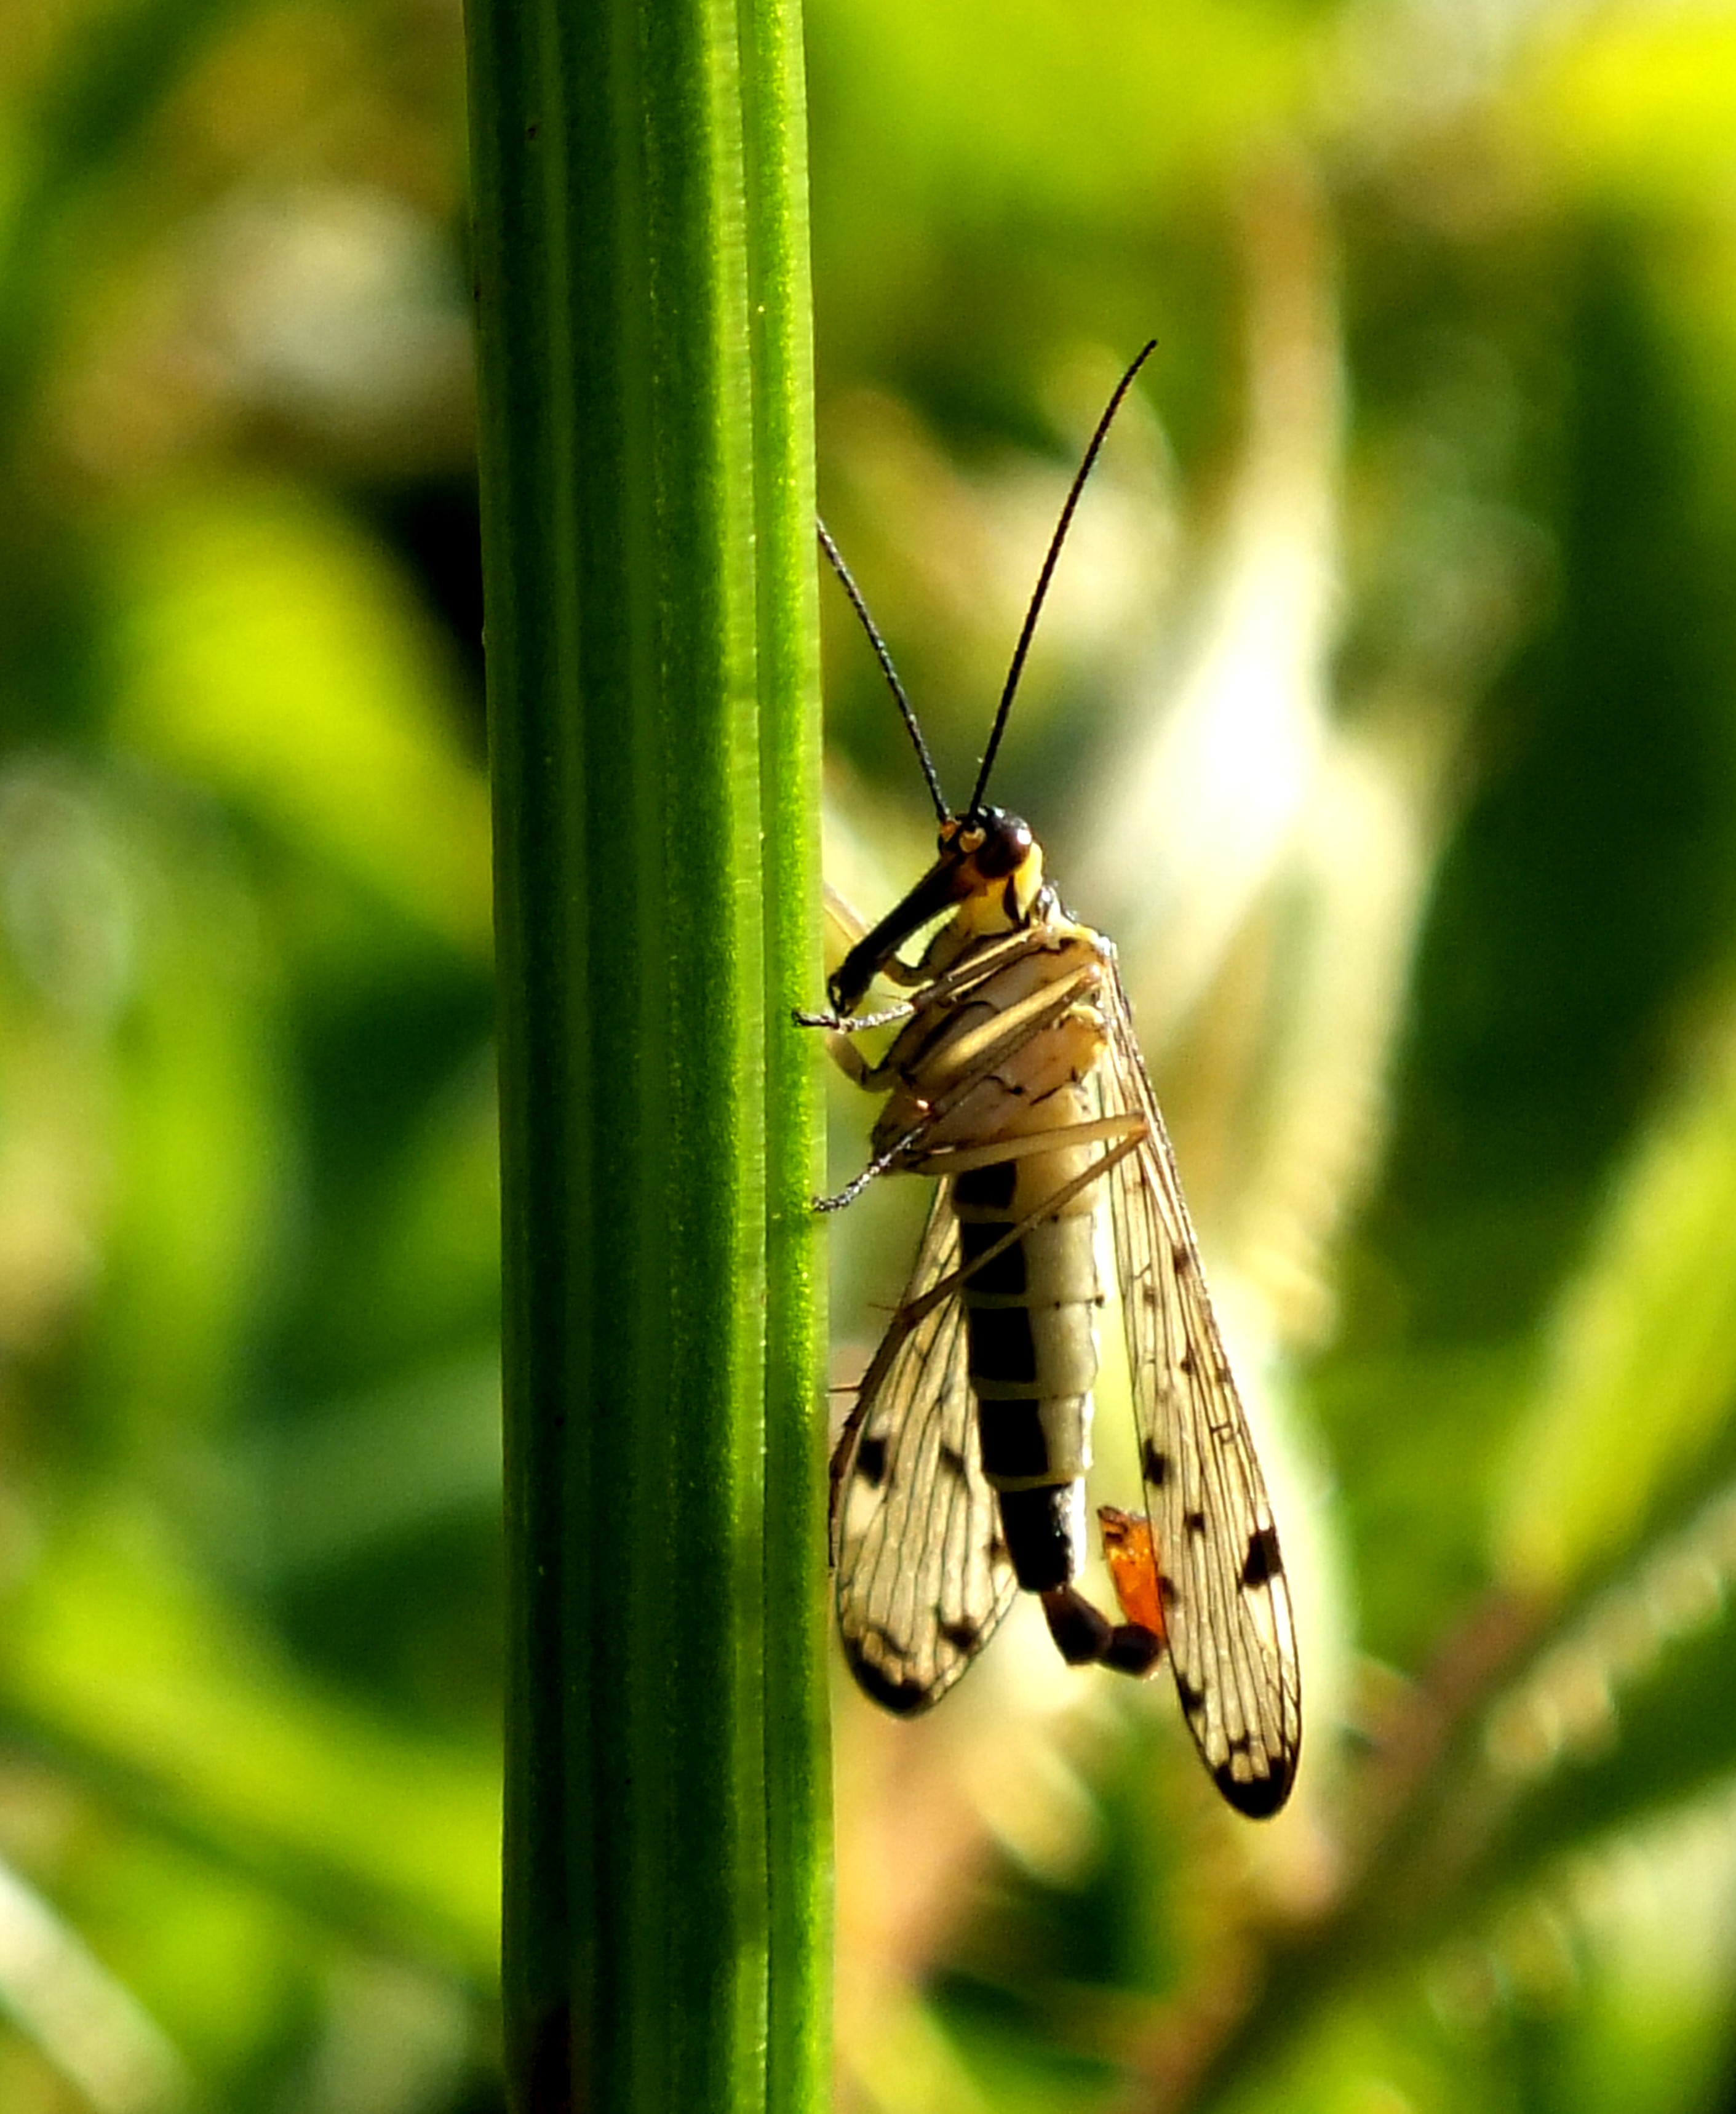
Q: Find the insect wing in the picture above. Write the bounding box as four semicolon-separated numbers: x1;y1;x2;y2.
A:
834;1187;1018;1713
1100;969;1302;1816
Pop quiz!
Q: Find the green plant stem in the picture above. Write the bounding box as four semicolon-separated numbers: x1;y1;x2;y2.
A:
740;5;830;2107
464;0;826;2104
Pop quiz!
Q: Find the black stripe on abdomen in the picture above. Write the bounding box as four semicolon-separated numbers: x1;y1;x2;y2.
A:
963;1302;1035;1384
955;1162;1019;1212
954;1171;1099;1597
997;1485;1078;1591
958;1216;1027;1294
977;1397;1050;1480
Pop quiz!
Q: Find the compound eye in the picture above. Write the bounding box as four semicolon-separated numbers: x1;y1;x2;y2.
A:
975;814;1032;879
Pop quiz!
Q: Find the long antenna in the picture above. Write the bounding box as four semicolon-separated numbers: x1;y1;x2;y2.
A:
968;339;1158;815
816;517;949;823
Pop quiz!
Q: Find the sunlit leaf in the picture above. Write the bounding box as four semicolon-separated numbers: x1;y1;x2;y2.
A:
1491;1013;1736;1598
103;482;491;955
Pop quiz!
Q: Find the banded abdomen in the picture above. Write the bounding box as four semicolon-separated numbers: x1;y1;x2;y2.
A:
871;928;1113;1595
955;1112;1103;1592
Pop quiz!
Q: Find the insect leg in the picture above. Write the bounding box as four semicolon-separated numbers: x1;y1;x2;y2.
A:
824;879;870;954
808;952;1110;1205
792;998;917;1035
795;923;1064;1035
811;1126;923;1213
885;925;1081;1015
794;999;913;1099
885;956;1107;1107
914;1114;1140;1179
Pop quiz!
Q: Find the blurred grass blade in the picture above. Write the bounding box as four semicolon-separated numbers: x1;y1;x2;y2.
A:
464;0;824;2106
1492;1008;1736;1598
1480;1470;1736;1886
0;1853;186;2114
0;1503;499;1979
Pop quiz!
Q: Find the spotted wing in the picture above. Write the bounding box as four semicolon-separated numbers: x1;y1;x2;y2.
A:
833;1186;1018;1713
1099;965;1302;1816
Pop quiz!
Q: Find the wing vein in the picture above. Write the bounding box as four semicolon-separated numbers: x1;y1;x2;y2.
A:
835;1186;1017;1711
1097;961;1302;1809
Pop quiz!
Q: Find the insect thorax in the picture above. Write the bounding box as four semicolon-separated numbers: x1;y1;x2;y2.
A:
871;920;1110;1168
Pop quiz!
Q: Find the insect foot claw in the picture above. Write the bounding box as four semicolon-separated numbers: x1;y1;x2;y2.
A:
803;999;915;1034
812;1175;872;1213
1040;1586;1113;1667
812;1144;902;1213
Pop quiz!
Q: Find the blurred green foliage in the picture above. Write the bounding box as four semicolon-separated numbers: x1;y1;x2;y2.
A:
4;0;1736;2108
0;0;496;2105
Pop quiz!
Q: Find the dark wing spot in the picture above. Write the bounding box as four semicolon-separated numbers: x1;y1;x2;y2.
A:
1174;1672;1206;1715
1159;1574;1182;1610
1177;1346;1197;1376
852;1657;931;1715
1141;1442;1169;1486
1184;1510;1207;1537
855;1435;888;1488
1171;1241;1192;1274
1241;1526;1283;1589
939;1617;980;1653
1214;1756;1294;1819
937;1443;968;1482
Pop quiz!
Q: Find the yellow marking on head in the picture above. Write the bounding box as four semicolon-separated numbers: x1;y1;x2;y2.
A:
937;807;1044;937
954;837;1045;936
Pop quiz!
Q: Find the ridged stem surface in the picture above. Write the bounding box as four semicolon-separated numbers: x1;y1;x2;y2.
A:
464;0;826;2100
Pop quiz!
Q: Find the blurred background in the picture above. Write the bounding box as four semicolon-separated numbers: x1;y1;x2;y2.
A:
5;0;1736;2107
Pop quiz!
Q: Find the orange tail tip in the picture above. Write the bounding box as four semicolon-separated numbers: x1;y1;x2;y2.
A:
1099;1505;1167;1645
